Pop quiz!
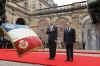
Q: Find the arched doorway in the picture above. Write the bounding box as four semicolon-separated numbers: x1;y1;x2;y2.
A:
82;16;100;50
16;18;26;25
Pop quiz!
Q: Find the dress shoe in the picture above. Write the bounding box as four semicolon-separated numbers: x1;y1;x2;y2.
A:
70;59;73;62
49;57;54;60
65;59;70;62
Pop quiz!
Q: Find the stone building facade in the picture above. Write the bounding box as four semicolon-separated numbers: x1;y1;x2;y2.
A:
33;9;89;49
6;0;57;25
5;1;90;49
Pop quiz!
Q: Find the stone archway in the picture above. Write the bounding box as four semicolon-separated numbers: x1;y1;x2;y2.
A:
16;18;26;25
82;16;100;50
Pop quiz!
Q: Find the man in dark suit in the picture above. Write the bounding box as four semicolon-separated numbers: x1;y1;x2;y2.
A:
47;22;58;60
64;22;76;62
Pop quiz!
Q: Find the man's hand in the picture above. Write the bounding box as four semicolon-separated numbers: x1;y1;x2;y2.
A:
54;40;57;43
73;43;76;44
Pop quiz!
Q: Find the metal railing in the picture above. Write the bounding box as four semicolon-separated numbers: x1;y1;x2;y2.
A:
34;1;87;15
7;1;87;16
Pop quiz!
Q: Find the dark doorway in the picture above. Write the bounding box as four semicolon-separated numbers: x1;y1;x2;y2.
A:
16;18;26;25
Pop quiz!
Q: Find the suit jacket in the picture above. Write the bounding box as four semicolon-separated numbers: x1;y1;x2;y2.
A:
64;28;76;44
47;25;58;41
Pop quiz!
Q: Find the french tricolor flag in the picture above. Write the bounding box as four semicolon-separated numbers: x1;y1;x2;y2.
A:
1;24;43;56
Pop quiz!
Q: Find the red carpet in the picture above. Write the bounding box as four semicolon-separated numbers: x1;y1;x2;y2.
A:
0;49;100;66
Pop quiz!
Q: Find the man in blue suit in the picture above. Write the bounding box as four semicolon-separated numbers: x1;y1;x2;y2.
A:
64;22;76;62
47;22;58;60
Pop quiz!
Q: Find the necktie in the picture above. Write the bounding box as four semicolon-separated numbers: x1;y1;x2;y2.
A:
67;28;70;32
50;26;53;31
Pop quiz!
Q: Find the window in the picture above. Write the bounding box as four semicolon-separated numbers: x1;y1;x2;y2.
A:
24;0;28;8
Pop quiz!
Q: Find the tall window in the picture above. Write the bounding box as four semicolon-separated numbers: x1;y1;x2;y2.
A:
24;0;28;8
32;1;35;8
40;3;42;9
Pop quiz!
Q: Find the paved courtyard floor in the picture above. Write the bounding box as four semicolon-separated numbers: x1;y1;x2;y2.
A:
0;60;44;66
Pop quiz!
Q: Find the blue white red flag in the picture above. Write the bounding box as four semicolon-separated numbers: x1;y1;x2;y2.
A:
1;24;43;56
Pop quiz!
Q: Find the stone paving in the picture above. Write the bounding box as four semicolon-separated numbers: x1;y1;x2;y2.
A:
0;60;44;66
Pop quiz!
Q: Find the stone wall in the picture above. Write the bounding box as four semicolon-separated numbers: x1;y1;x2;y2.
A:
5;2;89;49
32;9;89;49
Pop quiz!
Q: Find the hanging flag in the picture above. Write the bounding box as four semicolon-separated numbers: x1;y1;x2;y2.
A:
0;0;6;16
1;24;43;57
87;0;100;24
